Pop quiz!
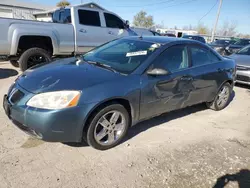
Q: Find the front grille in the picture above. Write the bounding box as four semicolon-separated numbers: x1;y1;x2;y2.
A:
237;75;250;82
9;89;24;104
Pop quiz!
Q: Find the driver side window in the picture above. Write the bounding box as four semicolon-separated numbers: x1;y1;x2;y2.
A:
154;45;189;72
104;13;124;29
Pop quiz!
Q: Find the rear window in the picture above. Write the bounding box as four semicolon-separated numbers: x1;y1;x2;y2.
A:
78;10;100;26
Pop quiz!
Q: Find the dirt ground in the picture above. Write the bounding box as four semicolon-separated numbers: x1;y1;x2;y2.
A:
0;62;250;188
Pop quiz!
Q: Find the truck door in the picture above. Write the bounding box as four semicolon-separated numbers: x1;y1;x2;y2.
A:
102;12;133;41
74;8;108;53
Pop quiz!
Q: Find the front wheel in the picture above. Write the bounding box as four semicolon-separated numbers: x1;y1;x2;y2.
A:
18;47;52;71
85;103;130;150
206;82;232;111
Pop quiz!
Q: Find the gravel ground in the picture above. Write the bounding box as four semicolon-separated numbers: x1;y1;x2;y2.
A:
0;62;250;188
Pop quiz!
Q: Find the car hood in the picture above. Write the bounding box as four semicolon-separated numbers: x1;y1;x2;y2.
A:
229;54;250;67
17;57;125;94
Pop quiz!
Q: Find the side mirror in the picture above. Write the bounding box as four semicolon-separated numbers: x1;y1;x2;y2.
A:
147;68;169;76
125;20;130;28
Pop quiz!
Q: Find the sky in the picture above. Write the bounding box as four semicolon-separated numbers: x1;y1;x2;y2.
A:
28;0;250;34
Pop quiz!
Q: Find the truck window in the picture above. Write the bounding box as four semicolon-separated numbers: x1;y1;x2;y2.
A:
104;13;124;29
53;9;71;23
78;10;101;26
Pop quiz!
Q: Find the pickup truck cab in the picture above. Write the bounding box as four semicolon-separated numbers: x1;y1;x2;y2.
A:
0;2;136;71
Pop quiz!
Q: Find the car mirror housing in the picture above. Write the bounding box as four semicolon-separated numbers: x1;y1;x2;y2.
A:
147;68;169;76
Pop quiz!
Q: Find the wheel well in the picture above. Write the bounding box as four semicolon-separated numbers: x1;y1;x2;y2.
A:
227;80;233;86
84;98;132;132
18;36;53;55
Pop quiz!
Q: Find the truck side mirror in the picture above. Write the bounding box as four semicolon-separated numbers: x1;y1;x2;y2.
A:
125;20;130;28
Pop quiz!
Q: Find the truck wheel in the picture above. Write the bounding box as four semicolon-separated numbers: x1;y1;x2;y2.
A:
19;48;52;71
10;60;19;68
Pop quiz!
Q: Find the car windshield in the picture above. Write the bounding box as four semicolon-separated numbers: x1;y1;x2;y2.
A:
234;40;250;45
236;45;250;55
83;39;160;74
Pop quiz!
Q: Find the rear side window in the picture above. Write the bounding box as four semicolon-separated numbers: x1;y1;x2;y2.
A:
155;45;189;72
78;10;100;26
104;13;124;29
190;46;219;67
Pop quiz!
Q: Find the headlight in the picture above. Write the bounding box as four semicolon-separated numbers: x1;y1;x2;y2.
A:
27;91;81;110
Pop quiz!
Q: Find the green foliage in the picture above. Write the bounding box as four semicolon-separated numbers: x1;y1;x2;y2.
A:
197;23;209;34
133;11;154;28
57;0;70;8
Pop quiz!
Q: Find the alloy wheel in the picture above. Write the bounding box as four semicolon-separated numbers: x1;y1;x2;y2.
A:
216;85;230;108
94;110;126;146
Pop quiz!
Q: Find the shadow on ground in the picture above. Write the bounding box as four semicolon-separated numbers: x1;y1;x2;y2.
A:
235;83;250;90
213;169;250;188
66;91;235;148
0;68;18;79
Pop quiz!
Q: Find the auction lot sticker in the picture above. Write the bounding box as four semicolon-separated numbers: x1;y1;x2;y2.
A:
126;51;147;57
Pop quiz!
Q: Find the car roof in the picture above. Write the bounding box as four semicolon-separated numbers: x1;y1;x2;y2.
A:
123;36;193;45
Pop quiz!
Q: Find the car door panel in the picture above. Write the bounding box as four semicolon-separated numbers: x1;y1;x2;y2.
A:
103;12;130;41
140;70;194;120
75;8;107;53
187;45;224;104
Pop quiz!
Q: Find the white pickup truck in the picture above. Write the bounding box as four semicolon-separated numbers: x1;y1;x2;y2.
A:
0;3;136;71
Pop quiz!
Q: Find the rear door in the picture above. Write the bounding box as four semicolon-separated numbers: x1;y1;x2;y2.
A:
102;12;130;41
187;44;223;104
140;44;195;120
74;8;107;53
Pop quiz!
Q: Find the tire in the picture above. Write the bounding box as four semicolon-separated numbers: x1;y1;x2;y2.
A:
18;47;52;71
85;103;130;150
206;82;232;111
10;60;19;68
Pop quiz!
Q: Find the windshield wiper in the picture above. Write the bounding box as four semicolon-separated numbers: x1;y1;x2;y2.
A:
85;60;118;73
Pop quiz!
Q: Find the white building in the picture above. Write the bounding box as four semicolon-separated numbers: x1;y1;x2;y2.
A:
0;0;53;20
156;28;198;37
33;9;56;22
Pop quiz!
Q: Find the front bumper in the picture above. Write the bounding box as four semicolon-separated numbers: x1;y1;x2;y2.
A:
3;84;95;142
236;70;250;85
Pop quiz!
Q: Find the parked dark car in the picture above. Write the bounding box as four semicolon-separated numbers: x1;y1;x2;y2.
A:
182;35;206;43
229;45;250;85
225;39;250;55
3;36;236;150
209;39;235;55
164;33;176;37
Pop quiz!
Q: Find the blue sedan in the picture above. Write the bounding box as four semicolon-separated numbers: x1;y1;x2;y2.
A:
3;36;236;150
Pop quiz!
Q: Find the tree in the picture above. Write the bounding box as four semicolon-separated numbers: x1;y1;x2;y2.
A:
133;11;154;28
197;23;209;34
218;21;238;36
57;0;70;8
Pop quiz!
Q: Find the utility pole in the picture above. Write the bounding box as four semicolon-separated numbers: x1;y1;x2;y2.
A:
211;0;223;42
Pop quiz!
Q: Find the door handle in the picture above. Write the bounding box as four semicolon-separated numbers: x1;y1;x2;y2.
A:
79;29;87;33
108;31;114;35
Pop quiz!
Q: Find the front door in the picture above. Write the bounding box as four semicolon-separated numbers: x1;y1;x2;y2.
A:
140;44;194;120
75;9;108;53
103;12;131;42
